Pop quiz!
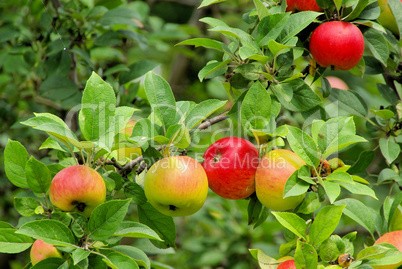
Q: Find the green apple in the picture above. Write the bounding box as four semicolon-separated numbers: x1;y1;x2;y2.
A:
144;156;208;217
49;165;106;218
30;239;63;265
113;120;142;162
255;149;306;211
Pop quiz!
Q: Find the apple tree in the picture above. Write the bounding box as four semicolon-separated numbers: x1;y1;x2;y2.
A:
1;0;402;268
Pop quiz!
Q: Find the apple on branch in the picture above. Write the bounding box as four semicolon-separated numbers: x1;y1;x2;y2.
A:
49;165;106;218
202;137;259;200
144;156;208;217
255;149;306;211
30;239;63;265
309;21;365;71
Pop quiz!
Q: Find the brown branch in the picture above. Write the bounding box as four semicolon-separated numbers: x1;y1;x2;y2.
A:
119;112;229;174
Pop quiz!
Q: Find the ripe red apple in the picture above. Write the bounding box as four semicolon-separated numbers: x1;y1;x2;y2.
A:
278;259;296;269
286;0;322;12
202;137;259;200
49;165;106;218
30;239;63;265
372;231;402;269
325;76;349;91
144;156;208;217
309;21;365;70
255;149;306;211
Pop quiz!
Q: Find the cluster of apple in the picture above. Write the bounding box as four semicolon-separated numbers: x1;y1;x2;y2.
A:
143;137;306;218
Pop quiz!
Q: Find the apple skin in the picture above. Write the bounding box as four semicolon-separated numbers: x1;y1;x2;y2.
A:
144;156;208;217
286;0;322;12
49;165;106;218
278;259;296;269
30;239;63;265
373;231;402;269
309;21;365;71
377;0;402;36
115;120;141;162
255;149;306;211
202;137;259;200
325;76;349;91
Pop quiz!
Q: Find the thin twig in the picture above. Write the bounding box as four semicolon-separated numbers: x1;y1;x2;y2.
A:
119;112;229;174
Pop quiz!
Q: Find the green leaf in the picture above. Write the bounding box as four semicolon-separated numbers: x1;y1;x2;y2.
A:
79;72;116;151
277;11;322;43
113;221;163;241
319;238;340;262
40;75;78;101
30;257;66;269
258;13;291;46
4;140;29;188
309;205;345;246
103;251;139;269
72;248;91;265
295;240;318;269
357;244;397;260
241;81;271;131
344;0;369;21
39;137;68;152
198;60;230;81
271;211;307;240
297;193;321;215
99;7;141;27
380;137;400;164
283;170;311;198
286;126;319;166
348;150;375;174
267;39;294;56
377;83;398;106
16;219;76;247
176;38;229;53
199;0;226;8
112;245;151;269
25;156;52;195
253;0;270;19
124;182;147;205
14;197;40;217
138;202;176;249
388;0;402;38
271;79;322;112
166;124;191;149
322;181;341;204
0;228;33;254
248;195;263;226
364;29;389;66
334;198;376;236
209;26;259;51
22;113;81;149
144;72;176;132
327;88;368;117
88;199;131;241
185;99;227;130
119;60;159;84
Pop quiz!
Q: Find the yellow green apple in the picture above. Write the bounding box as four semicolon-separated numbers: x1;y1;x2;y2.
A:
372;231;402;269
144;156;208;217
377;0;401;36
114;120;141;162
49;165;106;217
255;149;306;211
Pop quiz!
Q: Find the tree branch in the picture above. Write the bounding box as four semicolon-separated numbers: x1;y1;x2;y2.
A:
118;112;229;175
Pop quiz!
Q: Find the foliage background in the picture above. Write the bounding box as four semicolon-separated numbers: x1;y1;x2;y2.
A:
0;0;398;268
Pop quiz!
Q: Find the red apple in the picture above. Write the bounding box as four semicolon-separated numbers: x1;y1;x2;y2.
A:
372;231;402;269
30;239;63;265
144;156;208;217
202;137;259;200
255;149;306;211
325;76;349;91
286;0;322;12
278;259;296;269
49;165;106;218
309;21;365;70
